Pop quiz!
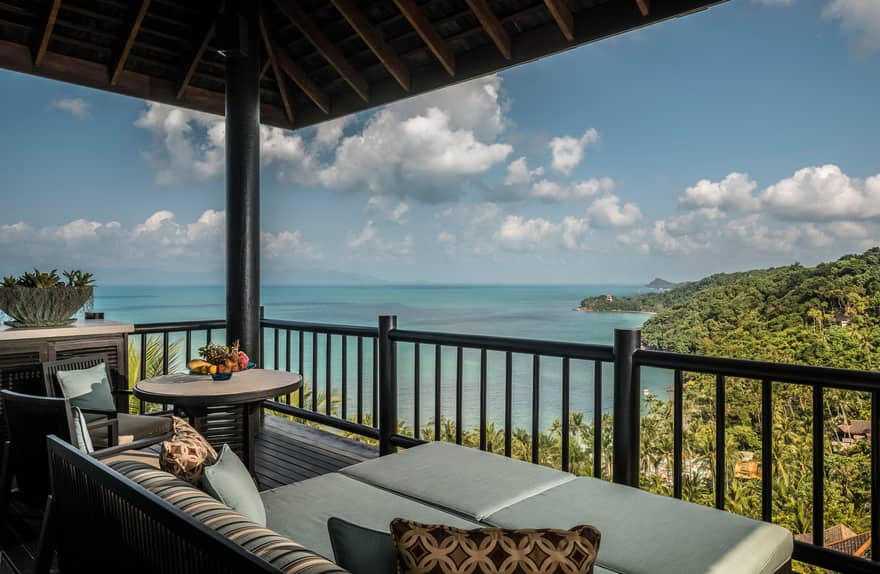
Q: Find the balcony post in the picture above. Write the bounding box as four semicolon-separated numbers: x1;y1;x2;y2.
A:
378;315;398;456
613;328;641;487
224;0;261;363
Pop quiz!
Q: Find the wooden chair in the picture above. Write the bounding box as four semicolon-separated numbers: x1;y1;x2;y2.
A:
0;390;165;574
42;354;172;450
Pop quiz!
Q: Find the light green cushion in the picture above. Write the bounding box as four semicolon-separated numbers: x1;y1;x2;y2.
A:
261;472;482;560
202;444;266;526
339;441;575;520
71;407;94;454
484;477;792;574
327;517;398;574
55;363;116;413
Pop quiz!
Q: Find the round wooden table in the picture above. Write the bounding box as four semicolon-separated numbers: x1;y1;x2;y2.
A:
133;369;302;472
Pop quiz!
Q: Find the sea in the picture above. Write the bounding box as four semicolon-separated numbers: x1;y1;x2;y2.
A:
91;284;671;433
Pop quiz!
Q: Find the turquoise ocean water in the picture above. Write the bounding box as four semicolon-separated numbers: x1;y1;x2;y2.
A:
92;285;669;432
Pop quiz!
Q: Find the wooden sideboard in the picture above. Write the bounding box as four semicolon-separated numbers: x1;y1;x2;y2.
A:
0;321;134;440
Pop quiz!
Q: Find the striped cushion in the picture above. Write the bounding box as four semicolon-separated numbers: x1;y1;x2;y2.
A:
110;461;349;574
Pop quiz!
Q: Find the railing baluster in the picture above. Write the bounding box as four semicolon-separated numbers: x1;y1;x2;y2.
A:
812;383;824;547
372;338;379;427
341;336;348;421
162;331;169;374
357;337;364;424
435;345;441;441
455;346;463;445
206;328;213;345
532;355;540;465
761;379;773;522
414;343;420;440
273;327;279;370
593;361;602;478
139;332;147;414
185;330;192;363
326;334;332;416
561;357;570;472
298;330;304;409
872;389;879;561
285;329;292;404
312;332;318;412
673;370;683;499
715;374;725;510
479;348;487;451
505;351;512;458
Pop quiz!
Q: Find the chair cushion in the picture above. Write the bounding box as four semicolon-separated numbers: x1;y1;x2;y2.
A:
71;407;94;453
159;416;217;485
203;444;266;526
110;460;349;574
327;517;398;574
261;473;483;560
483;477;793;574
390;518;601;574
55;362;116;413
89;413;173;448
339;441;575;520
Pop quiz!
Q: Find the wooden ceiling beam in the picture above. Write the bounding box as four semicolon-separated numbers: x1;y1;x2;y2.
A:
176;8;218;100
464;0;511;59
392;0;454;76
636;0;650;16
110;0;150;86
258;10;293;123
272;0;369;102
32;0;61;67
331;0;410;92
260;11;330;114
543;0;574;42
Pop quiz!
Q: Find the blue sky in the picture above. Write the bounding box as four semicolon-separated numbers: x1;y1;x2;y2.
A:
1;0;878;284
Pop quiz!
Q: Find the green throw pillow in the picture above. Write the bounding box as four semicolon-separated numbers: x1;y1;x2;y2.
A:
55;363;116;414
327;517;398;574
71;406;94;454
202;444;266;526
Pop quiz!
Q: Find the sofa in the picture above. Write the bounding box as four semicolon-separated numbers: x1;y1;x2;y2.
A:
46;436;793;574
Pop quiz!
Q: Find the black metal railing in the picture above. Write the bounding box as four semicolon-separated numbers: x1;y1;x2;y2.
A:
259;319;380;441
633;349;880;574
124;315;878;573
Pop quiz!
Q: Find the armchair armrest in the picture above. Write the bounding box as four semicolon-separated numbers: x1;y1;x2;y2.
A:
86;416;119;447
78;407;118;419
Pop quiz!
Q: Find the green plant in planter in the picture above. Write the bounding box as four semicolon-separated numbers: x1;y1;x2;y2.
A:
0;268;96;328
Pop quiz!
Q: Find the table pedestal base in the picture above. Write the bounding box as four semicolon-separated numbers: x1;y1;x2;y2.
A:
175;402;262;473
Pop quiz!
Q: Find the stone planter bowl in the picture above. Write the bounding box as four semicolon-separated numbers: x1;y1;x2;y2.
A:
0;286;94;328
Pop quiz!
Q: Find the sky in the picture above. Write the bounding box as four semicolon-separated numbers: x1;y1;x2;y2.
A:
0;0;878;285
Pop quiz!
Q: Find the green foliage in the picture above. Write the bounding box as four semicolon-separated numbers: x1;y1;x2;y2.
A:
583;248;880;564
62;269;95;287
127;336;184;413
0;268;95;288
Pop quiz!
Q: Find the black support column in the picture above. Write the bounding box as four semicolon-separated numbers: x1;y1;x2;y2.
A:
225;0;261;360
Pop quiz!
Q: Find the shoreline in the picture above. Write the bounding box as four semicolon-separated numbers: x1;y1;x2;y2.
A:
575;306;657;315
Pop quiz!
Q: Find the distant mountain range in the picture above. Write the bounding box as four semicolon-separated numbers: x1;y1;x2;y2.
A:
645;277;677;289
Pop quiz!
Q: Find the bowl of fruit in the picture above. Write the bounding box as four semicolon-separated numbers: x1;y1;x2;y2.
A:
186;340;252;380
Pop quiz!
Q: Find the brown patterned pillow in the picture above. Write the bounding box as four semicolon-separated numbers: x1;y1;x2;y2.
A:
390;518;600;574
159;416;218;485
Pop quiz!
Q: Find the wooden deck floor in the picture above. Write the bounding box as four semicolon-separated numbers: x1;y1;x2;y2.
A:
0;416;378;573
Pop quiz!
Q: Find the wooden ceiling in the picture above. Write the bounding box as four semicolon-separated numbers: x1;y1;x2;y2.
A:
0;0;725;131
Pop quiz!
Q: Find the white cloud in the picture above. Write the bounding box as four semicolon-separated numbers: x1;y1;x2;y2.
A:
505;157;544;185
678;172;760;211
753;0;795;5
529;177;615;203
347;221;413;257
367;197;410;224
493;215;590;251
550;128;600;175
761;164;880;221
586;195;642;227
49;97;90;119
262;230;323;260
824;0;880;54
